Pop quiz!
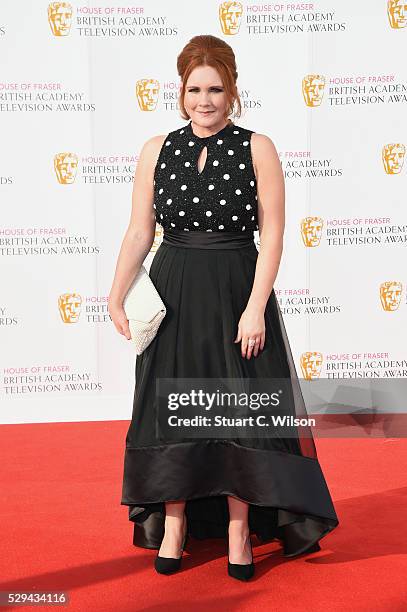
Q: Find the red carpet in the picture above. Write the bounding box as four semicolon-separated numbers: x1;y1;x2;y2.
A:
1;422;406;611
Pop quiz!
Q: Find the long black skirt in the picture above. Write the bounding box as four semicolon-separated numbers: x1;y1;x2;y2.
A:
121;229;339;557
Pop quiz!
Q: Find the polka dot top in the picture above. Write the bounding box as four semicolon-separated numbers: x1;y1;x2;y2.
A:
153;120;258;232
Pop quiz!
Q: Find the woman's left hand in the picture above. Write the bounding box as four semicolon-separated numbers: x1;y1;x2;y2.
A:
234;305;266;359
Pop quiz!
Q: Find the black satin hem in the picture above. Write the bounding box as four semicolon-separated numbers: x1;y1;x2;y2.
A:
120;440;339;557
121;498;335;558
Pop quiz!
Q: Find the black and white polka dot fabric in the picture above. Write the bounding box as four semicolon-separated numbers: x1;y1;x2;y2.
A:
153;120;259;232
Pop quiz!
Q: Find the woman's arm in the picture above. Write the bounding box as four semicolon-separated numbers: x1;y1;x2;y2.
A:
108;134;166;339
234;132;285;359
248;132;285;309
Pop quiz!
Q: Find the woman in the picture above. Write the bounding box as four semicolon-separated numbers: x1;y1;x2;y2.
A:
108;35;339;581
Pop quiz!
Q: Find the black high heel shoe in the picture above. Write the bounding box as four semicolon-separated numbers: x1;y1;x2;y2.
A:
154;515;188;575
228;533;255;581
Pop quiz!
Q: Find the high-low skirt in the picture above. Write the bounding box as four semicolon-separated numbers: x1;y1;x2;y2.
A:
120;229;339;557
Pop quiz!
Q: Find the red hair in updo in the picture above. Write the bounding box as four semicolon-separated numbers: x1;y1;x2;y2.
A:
177;35;242;122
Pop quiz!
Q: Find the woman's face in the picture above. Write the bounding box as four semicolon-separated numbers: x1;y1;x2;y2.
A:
183;65;230;128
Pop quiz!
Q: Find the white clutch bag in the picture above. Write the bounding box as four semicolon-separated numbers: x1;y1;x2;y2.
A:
123;265;167;355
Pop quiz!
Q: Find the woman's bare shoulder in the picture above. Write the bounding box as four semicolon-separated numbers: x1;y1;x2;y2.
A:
251;131;277;153
250;131;279;175
141;134;167;157
136;134;167;173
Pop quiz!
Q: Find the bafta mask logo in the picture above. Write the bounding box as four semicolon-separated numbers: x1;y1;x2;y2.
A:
151;225;163;252
54;153;78;184
48;2;72;36
219;1;243;35
302;75;326;107
382;143;406;174
136;79;160;111
301;352;323;380
380;281;403;311
301;217;324;247
387;0;407;28
58;293;82;323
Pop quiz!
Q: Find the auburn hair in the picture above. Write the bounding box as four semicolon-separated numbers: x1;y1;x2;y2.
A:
176;35;242;122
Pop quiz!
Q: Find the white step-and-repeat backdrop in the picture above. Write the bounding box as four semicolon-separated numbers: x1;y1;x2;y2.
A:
1;1;405;423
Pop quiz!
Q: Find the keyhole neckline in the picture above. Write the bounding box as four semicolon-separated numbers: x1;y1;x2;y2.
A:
186;119;234;142
196;145;208;175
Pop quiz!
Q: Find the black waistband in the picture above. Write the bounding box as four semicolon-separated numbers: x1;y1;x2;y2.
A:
162;229;255;250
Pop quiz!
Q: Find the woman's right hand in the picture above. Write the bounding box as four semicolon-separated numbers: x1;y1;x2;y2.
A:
108;300;132;340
